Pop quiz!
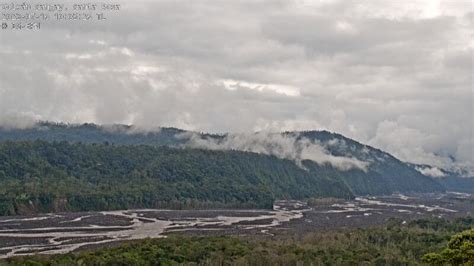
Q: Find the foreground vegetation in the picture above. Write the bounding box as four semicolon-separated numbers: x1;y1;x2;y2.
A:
2;217;473;265
423;228;474;265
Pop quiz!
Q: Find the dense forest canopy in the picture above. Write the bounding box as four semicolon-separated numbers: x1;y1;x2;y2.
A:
0;141;354;215
0;121;460;215
0;123;448;192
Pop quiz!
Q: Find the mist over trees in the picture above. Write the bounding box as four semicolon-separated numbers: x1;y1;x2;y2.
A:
0;141;354;215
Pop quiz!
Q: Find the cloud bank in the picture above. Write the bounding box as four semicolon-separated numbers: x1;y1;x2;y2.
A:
0;0;472;174
415;166;446;177
179;132;369;171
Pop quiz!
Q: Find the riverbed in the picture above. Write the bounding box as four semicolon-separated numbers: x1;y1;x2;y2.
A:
0;192;471;258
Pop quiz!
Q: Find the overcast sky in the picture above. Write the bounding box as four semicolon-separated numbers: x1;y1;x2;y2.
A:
0;0;472;172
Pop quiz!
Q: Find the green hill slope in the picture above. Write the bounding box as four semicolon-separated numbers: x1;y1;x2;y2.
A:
297;131;445;195
0;123;446;204
0;141;353;215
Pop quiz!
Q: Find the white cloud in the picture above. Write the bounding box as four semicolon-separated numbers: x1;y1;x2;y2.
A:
416;166;446;177
0;0;472;174
222;79;301;97
179;131;369;171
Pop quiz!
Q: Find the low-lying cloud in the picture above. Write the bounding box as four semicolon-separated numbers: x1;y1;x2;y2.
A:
415;166;446;178
178;132;369;172
0;0;471;175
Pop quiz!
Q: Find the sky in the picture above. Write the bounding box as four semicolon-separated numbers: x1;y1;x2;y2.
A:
0;0;472;173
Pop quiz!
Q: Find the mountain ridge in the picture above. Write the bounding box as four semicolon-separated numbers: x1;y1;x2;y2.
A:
0;122;449;197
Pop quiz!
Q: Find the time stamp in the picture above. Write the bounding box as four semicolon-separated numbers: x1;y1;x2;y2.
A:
1;2;120;30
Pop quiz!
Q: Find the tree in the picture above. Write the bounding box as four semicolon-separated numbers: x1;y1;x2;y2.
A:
423;229;474;265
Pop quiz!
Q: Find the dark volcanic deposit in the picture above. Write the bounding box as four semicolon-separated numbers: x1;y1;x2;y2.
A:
0;193;472;258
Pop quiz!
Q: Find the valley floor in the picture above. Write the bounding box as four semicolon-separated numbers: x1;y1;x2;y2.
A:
0;192;472;261
1;217;473;265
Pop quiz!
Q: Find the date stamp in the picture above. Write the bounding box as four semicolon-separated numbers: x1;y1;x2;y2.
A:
1;2;121;30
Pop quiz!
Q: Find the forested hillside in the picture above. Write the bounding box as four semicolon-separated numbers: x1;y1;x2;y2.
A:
0;123;189;146
437;177;474;193
297;131;446;195
0;141;353;215
0;123;446;198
